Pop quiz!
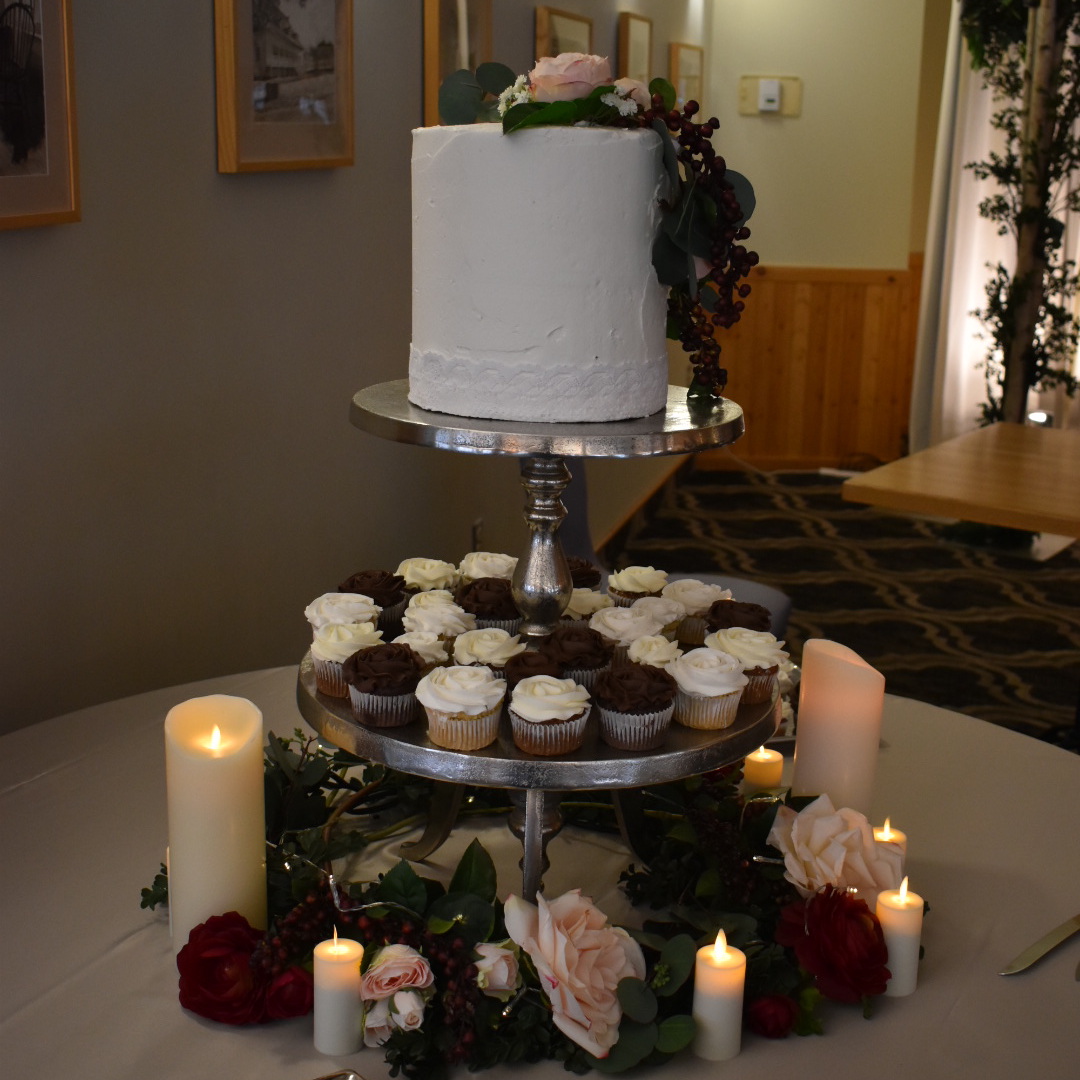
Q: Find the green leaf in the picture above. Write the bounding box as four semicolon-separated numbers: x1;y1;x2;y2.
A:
652;231;690;287
655;934;696;996
265;733;298;781
588;1020;658;1073
617;978;657;1024
501;100;548;132
655;1014;696;1053
476;62;517;97
425;892;495;945
504;99;580;132
439;69;484;125
725;169;756;226
650;117;681;191
650;77;676;113
447;837;498;902
374;859;428;914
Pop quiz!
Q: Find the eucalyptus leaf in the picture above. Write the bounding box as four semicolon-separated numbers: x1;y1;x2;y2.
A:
588;1020;658;1073
725;169;756;226
425;892;495;945
652;231;690;288
476;61;517;97
651;117;681;190
501;100;548;133
617;978;658;1024
265;733;298;781
655;1014;696;1053
439;69;484;125
504;99;579;133
650;77;676;113
448;837;498;902
374;859;428;915
298;755;332;787
655;934;697;996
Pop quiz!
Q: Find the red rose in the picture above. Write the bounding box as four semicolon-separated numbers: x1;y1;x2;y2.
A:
746;994;799;1038
177;911;267;1025
265;965;314;1020
775;885;890;1004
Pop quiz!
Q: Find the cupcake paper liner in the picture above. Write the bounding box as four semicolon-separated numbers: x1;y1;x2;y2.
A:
597;703;674;751
425;702;503;751
673;687;743;730
563;662;611;691
348;687;420;728
509;706;591;756
676;615;707;647
473;616;523;634
312;658;349;699
741;667;778;705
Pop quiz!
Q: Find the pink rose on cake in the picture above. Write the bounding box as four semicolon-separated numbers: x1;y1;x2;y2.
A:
529;52;612;102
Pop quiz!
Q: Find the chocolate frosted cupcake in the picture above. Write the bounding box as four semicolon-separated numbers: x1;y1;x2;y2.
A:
503;649;563;690
593;663;677;751
705;598;772;634
455;576;521;632
567;557;603;589
310;621;384;698
338;570;408;635
343;643;425;727
538;623;613;689
661;579;734;645
508;675;592;756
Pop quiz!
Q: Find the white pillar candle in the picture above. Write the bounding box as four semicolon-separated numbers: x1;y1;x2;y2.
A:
791;639;884;815
876;876;924;997
692;930;746;1061
742;745;783;792
164;695;267;952
874;817;908;874
314;930;365;1055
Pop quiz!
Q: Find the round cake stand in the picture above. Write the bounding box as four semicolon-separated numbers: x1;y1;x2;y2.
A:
349;380;745;640
296;655;778;899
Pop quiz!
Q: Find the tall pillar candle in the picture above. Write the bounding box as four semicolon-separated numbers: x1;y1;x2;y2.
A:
692;930;746;1061
314;931;364;1055
876;877;924;996
791;639;884;815
164;695;267;952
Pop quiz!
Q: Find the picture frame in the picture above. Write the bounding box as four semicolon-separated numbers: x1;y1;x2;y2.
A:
669;42;704;107
616;12;651;83
0;0;79;231
422;0;493;127
214;0;353;173
535;6;592;58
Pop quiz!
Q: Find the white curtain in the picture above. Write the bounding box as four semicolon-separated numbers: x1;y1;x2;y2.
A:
910;1;1080;452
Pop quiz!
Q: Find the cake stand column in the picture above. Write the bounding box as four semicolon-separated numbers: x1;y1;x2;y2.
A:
512;454;573;643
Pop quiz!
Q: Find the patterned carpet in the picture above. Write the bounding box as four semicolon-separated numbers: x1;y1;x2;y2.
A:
608;467;1080;749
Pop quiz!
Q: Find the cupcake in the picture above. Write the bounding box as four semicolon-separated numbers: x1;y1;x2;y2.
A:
607;565;668;607
560;588;614;622
704;628;788;705
503;649;563;690
458;551;518;584
589;606;667;666
567;557;603;589
402;592;476;639
396;557;459;594
593;663;677;751
508;675;592;756
337;570;407;634
391;631;450;673
304;591;382;631
626;634;683;669
455;576;521;632
661;579;734;645
538;623;613;689
668;647;748;730
452;627;527;673
309;621;384;698
415;665;506;751
343;643;425;727
705;598;773;634
630;595;686;641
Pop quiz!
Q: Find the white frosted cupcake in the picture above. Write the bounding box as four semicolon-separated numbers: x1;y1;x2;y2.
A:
661;579;734;645
589;606;667;666
309;621;384;698
402;594;477;639
396;557;459;593
631;596;686;641
392;631;450;673
452;628;527;673
704;628;788;704
509;675;592;756
560;588;614;622
669;647;748;730
458;551;518;584
416;664;506;750
607;565;669;607
304;592;382;630
627;634;684;669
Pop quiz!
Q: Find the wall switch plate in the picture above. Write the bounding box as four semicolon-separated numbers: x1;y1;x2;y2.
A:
758;77;781;111
738;76;803;117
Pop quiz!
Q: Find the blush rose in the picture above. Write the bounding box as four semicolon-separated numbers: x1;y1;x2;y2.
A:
529;53;612;102
474;941;520;999
176;911;267;1025
504;889;646;1059
363;989;428;1047
360;943;434;1001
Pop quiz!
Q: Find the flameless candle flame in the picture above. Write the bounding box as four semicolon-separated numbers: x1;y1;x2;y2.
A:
899;876;909;902
712;929;728;960
881;817;894;840
207;725;222;751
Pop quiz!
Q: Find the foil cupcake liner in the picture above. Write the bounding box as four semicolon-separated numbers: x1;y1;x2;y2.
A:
425;702;503;750
348;687;420;728
509;705;591;756
312;658;349;699
597;703;674;751
673;687;743;730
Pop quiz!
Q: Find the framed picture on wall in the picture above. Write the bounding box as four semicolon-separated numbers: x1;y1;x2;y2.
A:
214;0;354;173
0;0;79;231
670;42;704;107
536;7;592;58
617;12;651;83
423;0;493;126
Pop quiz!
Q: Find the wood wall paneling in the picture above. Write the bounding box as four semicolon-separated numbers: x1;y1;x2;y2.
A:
697;257;922;470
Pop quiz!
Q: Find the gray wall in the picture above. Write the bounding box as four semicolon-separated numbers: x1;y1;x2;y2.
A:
0;1;708;731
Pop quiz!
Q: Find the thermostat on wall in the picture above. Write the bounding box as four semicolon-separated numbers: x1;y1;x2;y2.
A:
738;76;802;117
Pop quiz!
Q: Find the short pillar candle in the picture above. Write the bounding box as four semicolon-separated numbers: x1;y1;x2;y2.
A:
314;931;365;1055
692;930;746;1061
874;817;908;873
743;745;783;792
876;877;924;997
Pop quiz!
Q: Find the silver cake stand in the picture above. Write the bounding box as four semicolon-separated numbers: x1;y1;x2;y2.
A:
297;379;767;898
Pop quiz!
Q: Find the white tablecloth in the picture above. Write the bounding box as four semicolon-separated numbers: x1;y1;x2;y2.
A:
2;666;1078;1079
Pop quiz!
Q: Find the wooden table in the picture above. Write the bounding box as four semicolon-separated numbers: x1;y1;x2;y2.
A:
841;422;1080;537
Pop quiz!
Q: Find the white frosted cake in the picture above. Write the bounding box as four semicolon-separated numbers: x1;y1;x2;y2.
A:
409;123;670;423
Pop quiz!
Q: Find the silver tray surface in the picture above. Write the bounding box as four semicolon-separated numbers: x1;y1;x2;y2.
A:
350;380;744;459
297;654;778;792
